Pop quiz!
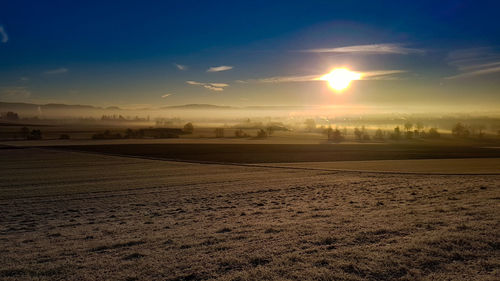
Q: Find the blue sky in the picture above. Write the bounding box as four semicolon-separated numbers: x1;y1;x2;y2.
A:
1;0;499;109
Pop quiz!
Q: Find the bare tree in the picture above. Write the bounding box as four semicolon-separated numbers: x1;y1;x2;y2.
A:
183;122;194;134
214;128;224;138
404;121;413;132
327;128;344;142
452;123;470;137
374;129;384;140
354;127;362;141
416;121;424;132
390;126;402;140
304;119;316;132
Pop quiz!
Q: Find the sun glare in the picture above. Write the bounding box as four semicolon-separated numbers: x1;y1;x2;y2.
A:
320;68;362;92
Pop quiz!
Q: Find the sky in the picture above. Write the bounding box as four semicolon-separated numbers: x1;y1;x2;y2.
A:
1;0;499;111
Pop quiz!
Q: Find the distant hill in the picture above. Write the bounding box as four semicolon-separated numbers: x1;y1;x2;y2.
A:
245;105;311;110
1;101;313;112
161;104;234;110
0;101;126;118
0;101;118;112
43;103;101;110
1;101;314;116
0;102;39;112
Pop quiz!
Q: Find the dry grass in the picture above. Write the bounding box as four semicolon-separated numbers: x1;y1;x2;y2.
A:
0;148;498;280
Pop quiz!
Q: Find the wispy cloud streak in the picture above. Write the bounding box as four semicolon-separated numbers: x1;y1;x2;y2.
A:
445;47;500;79
174;63;187;70
186;81;229;91
362;70;408;80
249;75;319;83
445;66;500;79
207;66;233;72
300;44;423;55
44;68;68;75
161;93;172;98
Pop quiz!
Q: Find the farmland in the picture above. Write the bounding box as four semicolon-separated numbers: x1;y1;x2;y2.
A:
0;146;498;280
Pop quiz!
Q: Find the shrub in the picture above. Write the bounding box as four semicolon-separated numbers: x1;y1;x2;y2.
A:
427;128;441;138
19;127;30;139
92;130;122;140
234;129;248;138
27;129;42;140
256;129;268;138
1;111;20;121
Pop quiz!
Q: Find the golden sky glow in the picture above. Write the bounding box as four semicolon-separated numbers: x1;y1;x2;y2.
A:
319;68;362;92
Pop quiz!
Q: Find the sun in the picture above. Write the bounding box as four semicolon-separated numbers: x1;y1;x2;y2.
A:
319;68;362;92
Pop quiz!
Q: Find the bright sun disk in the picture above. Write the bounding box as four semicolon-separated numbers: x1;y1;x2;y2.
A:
320;68;362;92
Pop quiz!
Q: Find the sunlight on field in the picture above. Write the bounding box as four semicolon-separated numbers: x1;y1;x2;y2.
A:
0;148;498;280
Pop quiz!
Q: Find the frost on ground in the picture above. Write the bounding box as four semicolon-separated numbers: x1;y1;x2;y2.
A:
0;148;499;280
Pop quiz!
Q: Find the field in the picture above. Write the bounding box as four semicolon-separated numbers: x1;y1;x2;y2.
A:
46;142;500;163
0;144;499;280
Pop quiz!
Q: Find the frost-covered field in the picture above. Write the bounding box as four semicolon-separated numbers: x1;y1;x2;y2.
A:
0;148;499;280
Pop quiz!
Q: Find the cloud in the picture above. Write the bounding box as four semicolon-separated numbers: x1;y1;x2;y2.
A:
44;68;68;75
207;65;233;72
361;70;408;80
20;77;29;82
174;63;187;70
208;83;229;87
249;74;319;83
186;80;229;91
300;43;424;55
1;87;31;100
445;65;500;80
203;85;224;91
243;70;406;83
446;47;499;67
161;93;172;98
0;26;8;43
458;61;500;71
445;47;500;79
